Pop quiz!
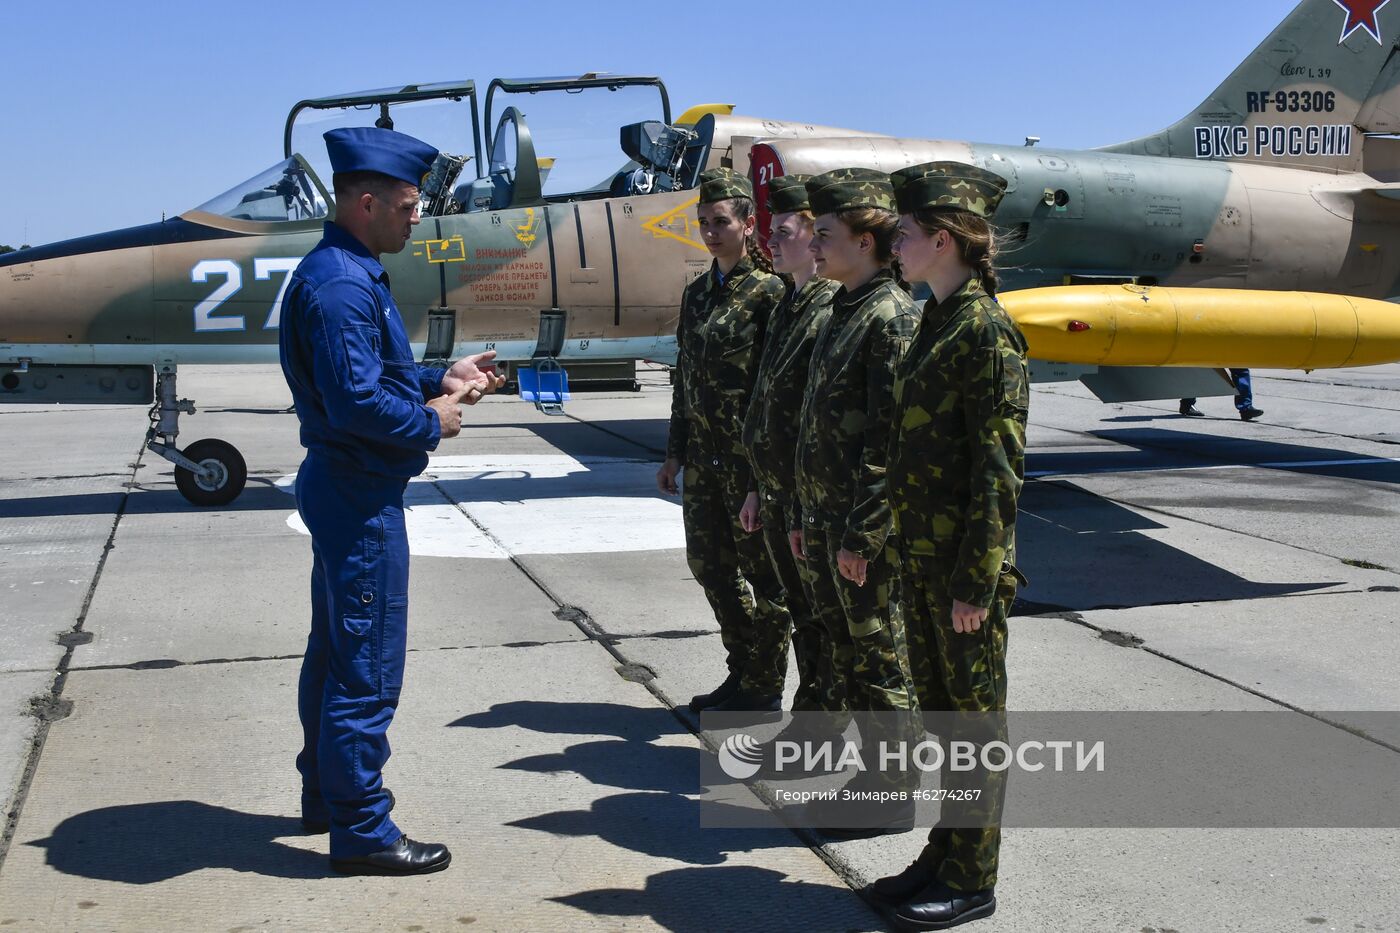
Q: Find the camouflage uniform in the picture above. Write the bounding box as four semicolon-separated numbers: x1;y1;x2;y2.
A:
888;161;1028;893
793;169;920;744
742;272;841;712
668;169;791;697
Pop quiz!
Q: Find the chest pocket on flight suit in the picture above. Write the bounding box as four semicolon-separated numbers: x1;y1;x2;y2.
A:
343;324;383;393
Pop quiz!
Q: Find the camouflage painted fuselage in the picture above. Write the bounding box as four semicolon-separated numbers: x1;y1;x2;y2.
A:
752;136;1400;301
0;192;706;367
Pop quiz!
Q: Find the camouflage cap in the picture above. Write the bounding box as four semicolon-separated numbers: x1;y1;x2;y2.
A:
890;161;1008;218
698;167;754;204
766;173;813;214
805;168;896;215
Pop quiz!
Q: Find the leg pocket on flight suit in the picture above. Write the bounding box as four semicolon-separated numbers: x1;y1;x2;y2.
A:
344;575;376;637
333;579;379;697
380;594;408;698
343;612;373;637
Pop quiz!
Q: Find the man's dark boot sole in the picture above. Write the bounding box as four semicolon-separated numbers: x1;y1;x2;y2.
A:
329;852;452;876
892;897;996;931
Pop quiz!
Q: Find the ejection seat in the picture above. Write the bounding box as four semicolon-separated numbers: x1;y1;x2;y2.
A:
493;106;544;210
610;113;715;197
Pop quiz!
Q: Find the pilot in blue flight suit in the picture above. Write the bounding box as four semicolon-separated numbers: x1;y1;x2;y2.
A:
279;126;503;875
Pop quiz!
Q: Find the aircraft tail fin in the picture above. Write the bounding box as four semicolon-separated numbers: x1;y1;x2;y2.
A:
1100;0;1400;172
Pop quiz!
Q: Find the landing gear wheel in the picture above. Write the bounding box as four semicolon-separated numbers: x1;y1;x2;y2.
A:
173;438;247;506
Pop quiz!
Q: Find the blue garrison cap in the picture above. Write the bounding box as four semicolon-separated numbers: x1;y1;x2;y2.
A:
324;127;438;188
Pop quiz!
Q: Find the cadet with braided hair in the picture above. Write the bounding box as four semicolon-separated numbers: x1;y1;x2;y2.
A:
869;160;1029;930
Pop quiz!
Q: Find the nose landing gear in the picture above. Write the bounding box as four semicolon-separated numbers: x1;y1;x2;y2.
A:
146;365;248;506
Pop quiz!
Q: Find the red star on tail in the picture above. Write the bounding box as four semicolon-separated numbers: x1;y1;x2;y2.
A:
1334;0;1393;44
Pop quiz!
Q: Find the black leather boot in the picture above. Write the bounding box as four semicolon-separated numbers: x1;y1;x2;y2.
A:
893;880;996;930
867;860;936;905
707;689;782;715
688;671;741;712
329;835;451;876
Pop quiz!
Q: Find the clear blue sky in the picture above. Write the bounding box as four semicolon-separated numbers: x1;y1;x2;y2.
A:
1;0;1298;248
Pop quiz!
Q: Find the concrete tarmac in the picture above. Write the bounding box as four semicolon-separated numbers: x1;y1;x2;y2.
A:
0;363;1397;932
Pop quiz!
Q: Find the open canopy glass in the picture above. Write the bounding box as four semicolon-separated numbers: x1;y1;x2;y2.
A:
191;156;328;223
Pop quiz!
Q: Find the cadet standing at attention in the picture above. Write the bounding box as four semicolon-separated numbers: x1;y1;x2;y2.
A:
738;174;844;717
280;127;504;875
792;169;920;831
872;161;1028;930
656;168;792;714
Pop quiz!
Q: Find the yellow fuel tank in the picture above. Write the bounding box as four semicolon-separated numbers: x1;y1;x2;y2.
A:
999;285;1400;369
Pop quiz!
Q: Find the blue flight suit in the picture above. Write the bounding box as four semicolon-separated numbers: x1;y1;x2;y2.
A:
1229;368;1254;410
279;221;447;857
1182;368;1254;413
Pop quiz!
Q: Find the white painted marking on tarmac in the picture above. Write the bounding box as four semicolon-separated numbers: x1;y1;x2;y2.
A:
278;454;683;559
1256;457;1400;469
1028;455;1400;479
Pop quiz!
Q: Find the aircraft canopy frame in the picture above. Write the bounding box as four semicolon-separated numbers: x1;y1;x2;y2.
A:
282;80;484;179
482;74;670;156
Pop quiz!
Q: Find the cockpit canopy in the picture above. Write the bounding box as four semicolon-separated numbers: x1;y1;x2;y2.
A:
185;75;715;227
192;156;329;223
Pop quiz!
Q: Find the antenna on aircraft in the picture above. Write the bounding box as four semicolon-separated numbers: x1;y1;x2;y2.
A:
1024;136;1040;147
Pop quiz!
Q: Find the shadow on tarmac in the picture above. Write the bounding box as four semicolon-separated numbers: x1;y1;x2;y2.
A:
1010;479;1340;615
507;791;798;866
449;700;681;741
524;418;668;458
1038;427;1400;486
453;701;798;865
551;865;883;932
502;740;707;795
0;480;292;519
26;801;330;882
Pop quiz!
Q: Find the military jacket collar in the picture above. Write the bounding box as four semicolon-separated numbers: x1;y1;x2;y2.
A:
833;267;896;312
323;221;390;285
708;255;756;297
789;275;828;308
923;275;986;331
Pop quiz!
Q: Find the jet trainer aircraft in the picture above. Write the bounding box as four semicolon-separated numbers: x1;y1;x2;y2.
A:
4;0;1400;506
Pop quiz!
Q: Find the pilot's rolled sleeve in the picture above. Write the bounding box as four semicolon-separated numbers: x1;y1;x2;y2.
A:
307;277;440;450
